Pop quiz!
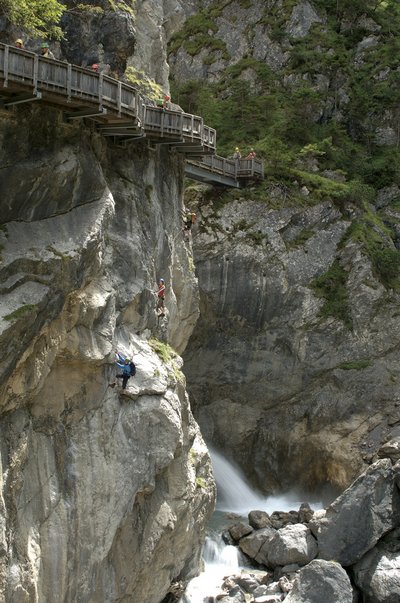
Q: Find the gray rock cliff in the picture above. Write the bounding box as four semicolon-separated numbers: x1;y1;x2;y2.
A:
0;102;215;601
183;195;400;497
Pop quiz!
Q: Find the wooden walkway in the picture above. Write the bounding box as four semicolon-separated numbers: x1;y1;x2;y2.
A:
0;43;263;187
185;155;264;188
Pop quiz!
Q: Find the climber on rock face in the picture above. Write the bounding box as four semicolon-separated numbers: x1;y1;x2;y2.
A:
182;210;197;239
109;351;136;390
156;278;166;317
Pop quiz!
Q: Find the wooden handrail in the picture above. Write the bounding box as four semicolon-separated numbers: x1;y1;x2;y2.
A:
187;155;263;181
0;43;263;185
0;43;216;149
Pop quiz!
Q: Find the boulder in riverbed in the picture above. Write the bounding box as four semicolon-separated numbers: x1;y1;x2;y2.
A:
267;524;318;568
310;459;400;566
352;526;400;603
284;559;353;603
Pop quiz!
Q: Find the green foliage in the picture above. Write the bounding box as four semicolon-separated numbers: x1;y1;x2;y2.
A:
74;4;104;15
124;67;162;100
342;204;400;289
169;0;400;210
149;337;177;364
107;0;135;17
372;248;400;288
195;476;207;489
169;9;228;57
311;260;352;327
339;359;372;370
0;0;65;39
4;304;37;321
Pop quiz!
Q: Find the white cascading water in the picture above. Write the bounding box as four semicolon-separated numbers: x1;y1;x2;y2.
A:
179;533;240;603
211;448;307;514
180;448;320;603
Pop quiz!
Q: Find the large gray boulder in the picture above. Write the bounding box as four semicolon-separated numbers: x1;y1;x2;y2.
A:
239;527;276;566
310;459;400;566
267;524;318;568
284;559;353;603
378;437;400;463
352;527;400;603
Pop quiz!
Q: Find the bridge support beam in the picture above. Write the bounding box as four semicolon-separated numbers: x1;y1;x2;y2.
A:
0;91;42;106
65;107;107;120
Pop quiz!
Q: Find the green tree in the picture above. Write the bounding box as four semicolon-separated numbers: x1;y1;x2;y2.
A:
0;0;65;39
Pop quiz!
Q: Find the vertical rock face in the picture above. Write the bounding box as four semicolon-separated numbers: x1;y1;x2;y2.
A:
183;197;400;498
0;107;215;601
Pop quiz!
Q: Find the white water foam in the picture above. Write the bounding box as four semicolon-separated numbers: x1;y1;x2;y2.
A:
179;534;240;603
211;447;316;515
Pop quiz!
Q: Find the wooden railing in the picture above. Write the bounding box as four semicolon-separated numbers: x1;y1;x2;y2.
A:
0;43;261;185
188;154;264;180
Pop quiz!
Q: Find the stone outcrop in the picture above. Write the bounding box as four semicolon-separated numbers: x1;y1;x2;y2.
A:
0;102;215;601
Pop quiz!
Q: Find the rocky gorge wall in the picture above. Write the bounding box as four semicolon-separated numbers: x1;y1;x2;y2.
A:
164;0;400;500
0;103;215;602
183;193;400;500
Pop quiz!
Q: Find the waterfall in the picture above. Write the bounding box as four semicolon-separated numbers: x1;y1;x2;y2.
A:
179;533;240;603
211;447;307;515
179;448;322;603
211;448;266;514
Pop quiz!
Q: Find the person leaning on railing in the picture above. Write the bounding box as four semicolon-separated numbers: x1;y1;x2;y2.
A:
40;42;55;59
14;38;24;49
245;148;257;159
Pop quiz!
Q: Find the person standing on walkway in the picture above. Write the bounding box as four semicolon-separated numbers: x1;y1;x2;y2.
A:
233;147;241;160
40;42;55;59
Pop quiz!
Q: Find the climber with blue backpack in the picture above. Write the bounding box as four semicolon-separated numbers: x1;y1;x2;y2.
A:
109;350;136;390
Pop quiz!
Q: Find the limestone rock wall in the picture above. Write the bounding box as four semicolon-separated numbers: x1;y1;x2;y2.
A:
183;196;400;499
0;106;215;602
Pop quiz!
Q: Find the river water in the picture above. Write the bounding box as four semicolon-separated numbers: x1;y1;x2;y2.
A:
179;448;321;603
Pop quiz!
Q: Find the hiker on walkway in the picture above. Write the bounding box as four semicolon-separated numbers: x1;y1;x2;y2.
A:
110;351;136;390
40;42;55;59
156;278;166;316
245;148;256;159
163;95;172;109
14;39;24;49
233;147;241;160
